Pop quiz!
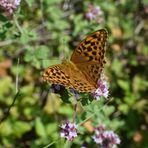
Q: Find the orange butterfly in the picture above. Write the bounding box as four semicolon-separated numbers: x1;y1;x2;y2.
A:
42;29;108;93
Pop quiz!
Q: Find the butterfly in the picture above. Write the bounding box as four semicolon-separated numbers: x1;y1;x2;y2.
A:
42;29;108;93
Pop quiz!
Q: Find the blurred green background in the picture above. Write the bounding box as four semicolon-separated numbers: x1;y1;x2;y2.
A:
0;0;148;147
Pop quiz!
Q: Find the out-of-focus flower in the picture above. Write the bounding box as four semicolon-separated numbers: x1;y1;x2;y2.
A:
93;125;106;144
70;88;79;100
50;84;69;98
81;142;88;148
93;124;120;148
92;79;109;100
103;131;121;147
0;0;21;15
85;4;104;23
51;84;61;93
60;121;78;141
145;6;148;14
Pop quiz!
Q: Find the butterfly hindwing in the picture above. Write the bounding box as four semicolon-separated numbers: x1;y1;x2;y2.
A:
75;62;104;87
42;64;71;87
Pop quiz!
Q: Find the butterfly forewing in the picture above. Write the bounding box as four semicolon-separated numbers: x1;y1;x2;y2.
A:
71;29;108;86
70;29;107;63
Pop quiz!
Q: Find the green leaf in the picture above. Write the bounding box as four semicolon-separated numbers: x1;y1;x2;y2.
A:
34;46;49;59
0;14;8;22
4;22;13;28
24;48;34;62
13;121;31;138
119;104;129;114
25;0;34;7
0;76;12;100
103;106;115;116
111;59;123;75
118;79;130;92
58;106;73;116
35;117;47;138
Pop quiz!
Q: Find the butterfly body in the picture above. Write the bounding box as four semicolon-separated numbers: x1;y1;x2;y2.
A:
42;29;108;93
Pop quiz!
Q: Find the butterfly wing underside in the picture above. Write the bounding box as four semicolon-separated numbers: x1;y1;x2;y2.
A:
42;63;96;92
70;29;108;87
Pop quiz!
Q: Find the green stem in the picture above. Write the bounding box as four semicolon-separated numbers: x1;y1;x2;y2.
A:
13;14;23;34
64;140;71;148
43;139;60;148
79;98;113;126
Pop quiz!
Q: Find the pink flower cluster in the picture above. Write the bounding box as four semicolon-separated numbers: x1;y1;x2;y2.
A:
60;122;120;148
93;125;120;148
92;80;109;100
60;121;78;141
85;4;104;23
0;0;21;15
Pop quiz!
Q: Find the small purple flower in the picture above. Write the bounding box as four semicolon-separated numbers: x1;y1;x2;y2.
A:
93;125;120;148
93;124;106;144
60;121;78;141
70;88;79;100
81;142;88;148
51;84;61;93
0;0;21;15
85;4;104;23
103;131;121;147
96;124;106;132
92;80;109;100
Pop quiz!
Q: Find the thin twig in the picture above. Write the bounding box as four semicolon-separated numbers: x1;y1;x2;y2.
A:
13;14;23;34
40;0;45;23
0;40;14;47
0;34;52;47
43;139;60;148
73;103;77;123
16;58;20;93
0;58;20;124
0;92;20;123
